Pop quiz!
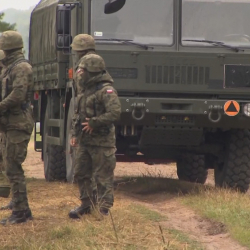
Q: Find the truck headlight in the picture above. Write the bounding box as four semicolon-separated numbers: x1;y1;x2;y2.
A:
243;103;250;117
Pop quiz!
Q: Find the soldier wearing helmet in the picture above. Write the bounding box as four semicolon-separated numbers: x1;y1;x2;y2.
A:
0;31;34;225
0;50;11;201
69;54;121;218
71;34;112;95
71;34;97;94
71;34;96;55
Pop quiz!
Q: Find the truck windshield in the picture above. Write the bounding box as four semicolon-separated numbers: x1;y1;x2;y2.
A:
91;0;174;45
182;0;250;47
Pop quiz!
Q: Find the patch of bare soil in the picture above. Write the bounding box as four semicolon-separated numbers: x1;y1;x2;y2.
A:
115;178;247;250
24;142;215;186
144;196;247;250
24;142;180;180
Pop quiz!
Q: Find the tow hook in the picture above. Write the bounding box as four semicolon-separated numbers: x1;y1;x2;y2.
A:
131;103;146;121
208;105;223;123
208;110;222;123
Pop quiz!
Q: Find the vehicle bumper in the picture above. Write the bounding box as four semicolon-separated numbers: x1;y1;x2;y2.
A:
119;97;250;129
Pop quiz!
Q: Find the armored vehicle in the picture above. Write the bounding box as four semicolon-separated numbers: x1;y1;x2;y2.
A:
30;0;250;192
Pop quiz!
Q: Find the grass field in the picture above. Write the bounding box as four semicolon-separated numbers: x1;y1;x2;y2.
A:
0;179;203;250
11;129;250;249
1;174;249;249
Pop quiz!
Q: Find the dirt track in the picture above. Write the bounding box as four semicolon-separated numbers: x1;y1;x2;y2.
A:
24;142;215;184
22;143;248;250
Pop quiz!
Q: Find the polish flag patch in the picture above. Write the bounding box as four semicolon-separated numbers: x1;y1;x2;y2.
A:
77;68;84;74
107;89;113;93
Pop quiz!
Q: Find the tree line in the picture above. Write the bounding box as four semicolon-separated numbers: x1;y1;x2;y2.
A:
0;7;34;58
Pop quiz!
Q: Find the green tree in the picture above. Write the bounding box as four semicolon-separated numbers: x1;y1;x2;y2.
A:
0;12;16;32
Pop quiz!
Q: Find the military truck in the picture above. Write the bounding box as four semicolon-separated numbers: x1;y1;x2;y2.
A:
29;0;250;192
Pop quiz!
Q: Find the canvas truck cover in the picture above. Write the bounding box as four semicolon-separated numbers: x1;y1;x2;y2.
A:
29;0;59;65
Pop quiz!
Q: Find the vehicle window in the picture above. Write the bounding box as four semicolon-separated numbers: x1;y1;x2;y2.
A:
91;0;174;45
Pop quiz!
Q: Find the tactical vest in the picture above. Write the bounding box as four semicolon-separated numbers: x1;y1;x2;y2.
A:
76;82;111;116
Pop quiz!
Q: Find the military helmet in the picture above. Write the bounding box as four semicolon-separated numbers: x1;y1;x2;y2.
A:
79;54;105;73
0;30;24;51
71;34;95;51
0;50;5;60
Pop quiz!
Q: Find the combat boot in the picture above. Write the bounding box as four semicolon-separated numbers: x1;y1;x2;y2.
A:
68;205;91;219
0;208;33;225
0;200;13;210
100;207;109;216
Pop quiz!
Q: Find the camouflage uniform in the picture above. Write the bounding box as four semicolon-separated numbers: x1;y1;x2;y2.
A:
0;134;6;176
70;34;111;192
71;34;97;95
69;54;121;218
0;50;11;199
0;130;10;200
71;34;112;95
70;34;97;191
0;50;5;174
0;31;34;225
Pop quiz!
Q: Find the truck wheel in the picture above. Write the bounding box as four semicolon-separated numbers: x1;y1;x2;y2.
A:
214;129;250;193
43;106;66;181
65;98;75;183
177;154;208;184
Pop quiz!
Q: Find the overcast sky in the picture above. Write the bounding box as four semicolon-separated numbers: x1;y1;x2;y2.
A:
0;0;40;11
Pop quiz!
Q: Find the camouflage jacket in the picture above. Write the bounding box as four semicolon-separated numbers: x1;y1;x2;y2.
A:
0;51;34;134
71;71;121;147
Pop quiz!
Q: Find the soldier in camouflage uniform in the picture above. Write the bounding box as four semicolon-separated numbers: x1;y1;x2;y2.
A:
0;31;34;225
71;34;112;95
70;34;113;189
70;34;98;189
0;50;11;201
69;54;121;218
71;34;97;95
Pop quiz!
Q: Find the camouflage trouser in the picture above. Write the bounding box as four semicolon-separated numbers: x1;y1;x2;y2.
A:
0;133;10;186
74;145;116;209
3;130;31;211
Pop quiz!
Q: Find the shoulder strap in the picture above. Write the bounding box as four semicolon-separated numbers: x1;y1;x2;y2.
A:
2;59;30;79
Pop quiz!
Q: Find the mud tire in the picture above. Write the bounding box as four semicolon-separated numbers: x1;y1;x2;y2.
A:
214;129;250;193
44;146;66;181
65;98;76;183
177;154;208;184
43;106;66;182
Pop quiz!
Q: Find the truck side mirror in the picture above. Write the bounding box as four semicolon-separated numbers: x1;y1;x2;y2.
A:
56;5;72;51
104;0;126;14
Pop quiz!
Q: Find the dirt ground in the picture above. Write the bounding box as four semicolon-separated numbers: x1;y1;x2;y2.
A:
22;143;247;250
24;142;215;185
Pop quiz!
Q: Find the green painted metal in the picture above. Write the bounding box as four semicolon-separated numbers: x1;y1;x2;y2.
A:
29;0;250;157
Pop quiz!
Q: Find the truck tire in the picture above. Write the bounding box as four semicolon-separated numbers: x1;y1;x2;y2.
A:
43;106;66;181
177;154;208;184
65;98;75;183
214;129;250;193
